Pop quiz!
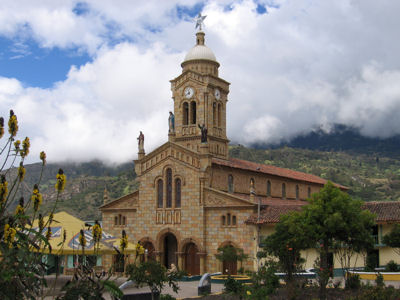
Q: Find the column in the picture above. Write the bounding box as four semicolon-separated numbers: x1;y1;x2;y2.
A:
176;252;184;271
198;252;207;275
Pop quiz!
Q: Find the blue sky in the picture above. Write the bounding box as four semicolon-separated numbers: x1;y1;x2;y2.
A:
1;0;400;164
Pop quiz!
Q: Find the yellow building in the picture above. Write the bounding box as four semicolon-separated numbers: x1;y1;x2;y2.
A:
100;28;354;275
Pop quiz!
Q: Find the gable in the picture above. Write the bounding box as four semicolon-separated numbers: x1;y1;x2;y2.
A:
204;187;255;209
100;190;138;211
135;142;202;176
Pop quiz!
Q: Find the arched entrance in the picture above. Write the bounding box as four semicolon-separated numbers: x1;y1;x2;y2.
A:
163;233;177;269
222;245;238;275
184;243;200;275
142;241;156;262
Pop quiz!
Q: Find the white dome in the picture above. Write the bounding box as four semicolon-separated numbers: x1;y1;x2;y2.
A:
183;45;217;62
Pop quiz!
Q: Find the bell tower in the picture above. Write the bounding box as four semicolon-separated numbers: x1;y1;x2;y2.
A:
170;30;230;159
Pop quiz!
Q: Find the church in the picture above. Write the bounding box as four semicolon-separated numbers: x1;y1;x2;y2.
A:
100;25;400;275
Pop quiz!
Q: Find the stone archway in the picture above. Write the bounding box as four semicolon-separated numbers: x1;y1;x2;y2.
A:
162;233;178;269
142;241;156;262
184;242;200;275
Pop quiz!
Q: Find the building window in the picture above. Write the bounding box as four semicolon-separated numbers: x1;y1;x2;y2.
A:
157;179;163;208
190;101;196;124
166;168;172;208
114;216;118;225
222;215;226;225
218;103;222;127
114;214;126;226
221;213;237;227
122;216;126;225
175;178;181;208
183;102;189;125
227;213;231;225
282;183;286;199
228;174;234;193
232;216;237;226
213;102;217;126
296;185;299;200
250;178;255;188
267;180;271;197
308;187;311;198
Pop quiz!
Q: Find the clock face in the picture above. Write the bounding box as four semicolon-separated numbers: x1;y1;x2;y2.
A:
214;88;221;100
184;87;194;99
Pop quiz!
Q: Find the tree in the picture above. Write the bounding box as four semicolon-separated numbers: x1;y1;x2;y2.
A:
383;224;400;256
126;260;183;300
300;181;375;299
263;212;313;299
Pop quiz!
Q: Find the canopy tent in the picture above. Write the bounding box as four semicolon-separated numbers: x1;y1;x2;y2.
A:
31;211;138;255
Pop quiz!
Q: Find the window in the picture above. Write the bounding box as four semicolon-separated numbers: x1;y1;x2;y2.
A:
296;185;299;200
157;179;163;208
307;187;311;198
282;183;286;199
190;101;196;124
267;180;271;197
250;178;255;188
218;103;222;127
232;216;237;226
222;215;226;225
166;168;172;208
114;214;126;226
122;216;126;225
227;213;231;225
114;216;118;225
228;175;234;193
175;178;181;208
183;102;189;125
213;102;217;126
221;213;237;227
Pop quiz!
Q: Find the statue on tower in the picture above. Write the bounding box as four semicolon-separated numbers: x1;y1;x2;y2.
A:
198;123;208;143
168;111;175;133
137;131;144;153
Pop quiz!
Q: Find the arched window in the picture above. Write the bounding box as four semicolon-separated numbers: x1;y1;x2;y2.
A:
282;183;286;199
166;168;172;208
228;174;234;193
175;178;181;208
213;102;217;126
114;216;118;226
118;214;122;225
218;103;222;127
157;179;163;208
250;178;255;187
122;216;126;225
267;180;271;197
232;216;237;226
222;215;226;226
183;102;189;125
190;101;196;124
296;185;299;200
308;187;311;198
227;213;231;225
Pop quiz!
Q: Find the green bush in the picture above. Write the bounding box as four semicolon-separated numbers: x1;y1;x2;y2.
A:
385;260;398;272
224;275;244;295
346;273;361;290
160;294;176;300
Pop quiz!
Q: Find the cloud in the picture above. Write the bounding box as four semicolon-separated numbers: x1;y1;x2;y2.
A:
1;0;400;163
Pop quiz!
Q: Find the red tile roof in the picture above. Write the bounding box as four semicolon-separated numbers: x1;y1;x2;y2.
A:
246;200;400;225
233;192;308;206
212;157;347;189
362;201;400;223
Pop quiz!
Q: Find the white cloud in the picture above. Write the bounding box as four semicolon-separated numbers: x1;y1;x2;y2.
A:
1;0;400;163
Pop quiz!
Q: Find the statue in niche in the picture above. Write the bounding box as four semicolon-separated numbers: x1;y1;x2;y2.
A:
137;131;144;152
198;123;208;143
168;111;175;133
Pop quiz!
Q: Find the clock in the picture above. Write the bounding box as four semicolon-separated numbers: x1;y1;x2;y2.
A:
184;87;194;99
214;88;221;100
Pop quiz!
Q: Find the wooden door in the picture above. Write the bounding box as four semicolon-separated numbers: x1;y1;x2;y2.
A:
185;243;200;275
223;260;237;275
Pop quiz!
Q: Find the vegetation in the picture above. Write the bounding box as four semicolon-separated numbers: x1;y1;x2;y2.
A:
383;224;400;256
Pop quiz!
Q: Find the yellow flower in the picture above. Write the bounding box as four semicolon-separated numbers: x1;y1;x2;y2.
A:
31;184;43;212
92;221;102;244
17;162;26;182
20;137;30;158
4;224;17;248
55;169;66;192
40;151;46;165
15;204;24;215
79;229;86;248
120;230;128;253
0;175;8;204
48;212;54;225
135;243;145;255
0;116;4;139
8;110;18;137
246;290;252;296
38;214;44;232
14;140;21;150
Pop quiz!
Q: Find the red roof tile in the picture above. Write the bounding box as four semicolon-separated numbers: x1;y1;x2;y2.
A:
246;204;305;224
212;157;347;189
362;201;400;223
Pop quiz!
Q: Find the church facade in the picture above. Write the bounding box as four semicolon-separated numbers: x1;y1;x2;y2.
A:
100;30;349;275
